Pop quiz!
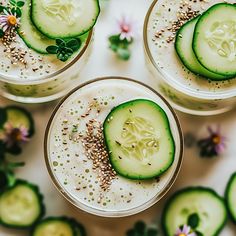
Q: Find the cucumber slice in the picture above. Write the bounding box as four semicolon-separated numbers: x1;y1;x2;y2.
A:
103;99;175;180
18;0;54;54
225;172;236;223
5;106;35;137
31;217;86;236
31;0;100;39
193;3;236;77
162;187;227;236
0;180;45;228
175;16;229;81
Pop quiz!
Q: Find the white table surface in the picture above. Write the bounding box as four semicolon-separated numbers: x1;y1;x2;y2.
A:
0;0;236;235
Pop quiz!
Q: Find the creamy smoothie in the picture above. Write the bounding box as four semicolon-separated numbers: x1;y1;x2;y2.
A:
144;0;236;115
0;0;99;102
45;78;183;217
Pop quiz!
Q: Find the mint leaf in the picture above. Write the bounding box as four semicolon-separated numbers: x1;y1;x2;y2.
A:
10;0;16;6
117;48;130;60
66;38;81;52
147;228;158;236
188;213;200;229
17;1;25;7
15;7;22;17
56;38;65;46
46;45;58;54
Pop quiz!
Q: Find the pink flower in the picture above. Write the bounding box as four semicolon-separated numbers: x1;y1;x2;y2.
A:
0;9;19;32
115;15;139;42
175;225;196;236
0;122;29;148
198;125;227;157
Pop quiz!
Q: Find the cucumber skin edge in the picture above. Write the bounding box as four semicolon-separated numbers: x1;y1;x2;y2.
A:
192;3;236;77
161;186;227;236
0;179;45;229
30;0;100;39
103;99;176;180
30;216;87;236
225;172;236;224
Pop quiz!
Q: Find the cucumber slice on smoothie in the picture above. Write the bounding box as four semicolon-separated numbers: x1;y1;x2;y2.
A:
31;217;86;236
175;16;229;80
193;3;236;77
162;187;227;236
225;172;236;223
103;99;175;180
31;0;100;39
0;180;45;228
18;0;54;54
5;106;35;137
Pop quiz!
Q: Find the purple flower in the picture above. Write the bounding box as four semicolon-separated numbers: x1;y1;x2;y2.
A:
0;122;29;148
0;9;19;32
115;15;139;42
175;225;196;236
198;125;227;157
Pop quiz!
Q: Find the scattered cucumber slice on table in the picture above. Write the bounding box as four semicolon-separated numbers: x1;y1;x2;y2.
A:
225;172;236;223
5;106;35;137
0;180;45;229
193;3;236;77
31;0;100;39
175;16;229;80
31;217;86;236
17;0;54;54
103;99;175;180
162;187;227;236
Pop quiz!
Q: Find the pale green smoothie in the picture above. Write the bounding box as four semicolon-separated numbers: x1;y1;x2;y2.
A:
45;78;183;217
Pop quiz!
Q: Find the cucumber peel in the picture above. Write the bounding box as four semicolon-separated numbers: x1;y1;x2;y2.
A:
225;172;236;223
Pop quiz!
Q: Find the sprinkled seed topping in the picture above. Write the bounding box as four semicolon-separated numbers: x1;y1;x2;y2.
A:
154;1;200;43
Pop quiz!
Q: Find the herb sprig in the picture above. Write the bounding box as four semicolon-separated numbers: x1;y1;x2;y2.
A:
126;221;159;236
9;0;25;17
46;38;82;62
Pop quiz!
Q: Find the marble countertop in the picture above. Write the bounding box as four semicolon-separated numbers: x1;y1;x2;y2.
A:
0;0;236;235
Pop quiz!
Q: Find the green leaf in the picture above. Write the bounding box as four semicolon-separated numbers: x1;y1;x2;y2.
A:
188;213;200;229
0;29;4;38
147;228;158;236
10;0;17;6
57;53;69;62
0;6;5;12
109;34;121;45
134;221;146;234
117;48;130;60
46;45;58;54
0;171;8;192
56;38;65;46
66;38;81;52
195;231;204;236
65;47;73;56
0;108;7;129
16;1;25;7
6;144;22;155
110;43;118;52
15;7;22;17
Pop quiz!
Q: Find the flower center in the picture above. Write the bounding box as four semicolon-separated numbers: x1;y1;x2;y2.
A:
178;234;186;236
121;24;130;33
11;128;23;141
7;15;17;26
212;135;221;144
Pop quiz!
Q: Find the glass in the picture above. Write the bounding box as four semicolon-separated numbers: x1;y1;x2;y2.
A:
0;31;93;104
44;77;183;217
143;0;236;116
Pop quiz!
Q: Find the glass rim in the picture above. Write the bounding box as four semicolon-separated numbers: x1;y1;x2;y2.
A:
0;30;93;85
44;76;184;217
143;0;236;100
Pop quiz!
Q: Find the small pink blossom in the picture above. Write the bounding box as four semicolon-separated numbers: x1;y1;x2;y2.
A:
0;122;29;148
175;225;196;236
115;15;139;42
0;9;19;32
